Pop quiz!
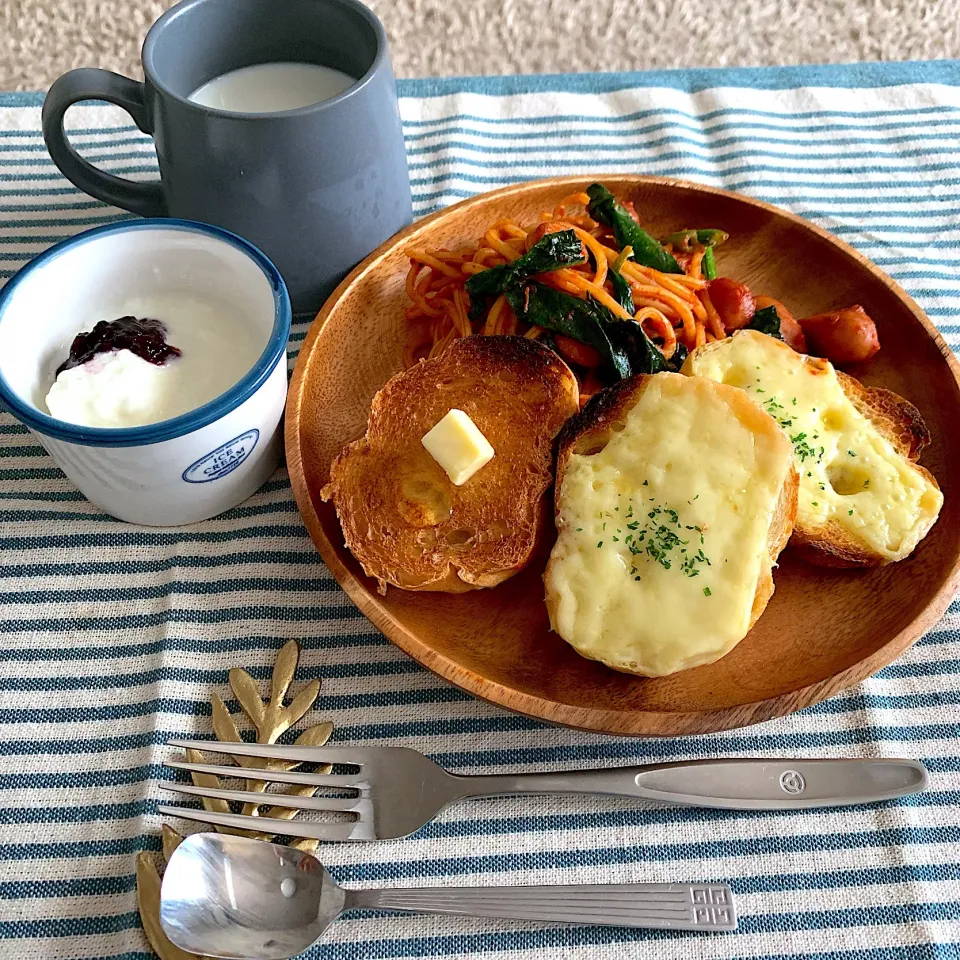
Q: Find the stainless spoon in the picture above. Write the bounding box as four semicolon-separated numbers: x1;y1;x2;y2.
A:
159;833;737;959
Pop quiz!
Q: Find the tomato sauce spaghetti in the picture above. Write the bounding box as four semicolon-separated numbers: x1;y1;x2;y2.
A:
402;192;715;373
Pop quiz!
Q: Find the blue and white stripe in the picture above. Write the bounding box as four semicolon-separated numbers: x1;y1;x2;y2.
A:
0;62;959;960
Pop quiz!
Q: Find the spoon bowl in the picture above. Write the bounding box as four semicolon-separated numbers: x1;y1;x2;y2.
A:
160;832;738;959
160;833;343;959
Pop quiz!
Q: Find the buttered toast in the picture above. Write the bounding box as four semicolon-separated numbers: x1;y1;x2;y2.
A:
321;335;578;593
684;330;943;567
544;372;798;677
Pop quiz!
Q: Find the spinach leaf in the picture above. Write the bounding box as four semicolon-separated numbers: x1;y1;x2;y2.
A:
505;281;672;380
659;227;725;276
465;229;585;306
609;262;634;315
605;316;667;375
668;342;688;372
586;183;682;274
661;228;729;252
701;246;717;280
504;282;630;379
746;304;783;340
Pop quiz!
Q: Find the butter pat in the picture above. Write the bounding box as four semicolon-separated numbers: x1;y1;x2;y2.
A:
421;409;494;485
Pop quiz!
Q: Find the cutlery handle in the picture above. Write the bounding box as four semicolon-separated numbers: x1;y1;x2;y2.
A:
457;758;928;809
346;882;737;931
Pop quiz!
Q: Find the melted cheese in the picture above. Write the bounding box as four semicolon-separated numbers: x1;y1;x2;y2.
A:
544;372;794;677
685;330;943;562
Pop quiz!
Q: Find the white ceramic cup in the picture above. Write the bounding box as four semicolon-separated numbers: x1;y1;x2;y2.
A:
0;219;291;525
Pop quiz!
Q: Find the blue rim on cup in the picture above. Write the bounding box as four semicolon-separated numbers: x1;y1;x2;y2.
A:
0;218;291;447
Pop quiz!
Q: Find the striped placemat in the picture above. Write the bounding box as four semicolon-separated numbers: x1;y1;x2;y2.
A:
1;60;958;960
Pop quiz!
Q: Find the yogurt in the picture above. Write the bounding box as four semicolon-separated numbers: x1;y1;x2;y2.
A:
44;293;264;429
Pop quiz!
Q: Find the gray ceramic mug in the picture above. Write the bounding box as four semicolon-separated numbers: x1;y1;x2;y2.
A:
41;0;412;313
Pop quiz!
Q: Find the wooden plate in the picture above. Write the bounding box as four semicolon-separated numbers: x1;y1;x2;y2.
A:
286;175;960;736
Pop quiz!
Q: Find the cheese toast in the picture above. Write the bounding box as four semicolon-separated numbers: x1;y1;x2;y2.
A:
321;335;579;593
684;330;943;566
544;372;798;677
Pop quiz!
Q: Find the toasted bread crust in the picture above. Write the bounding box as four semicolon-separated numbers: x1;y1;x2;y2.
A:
321;335;578;593
548;373;798;676
749;462;799;626
790;371;939;567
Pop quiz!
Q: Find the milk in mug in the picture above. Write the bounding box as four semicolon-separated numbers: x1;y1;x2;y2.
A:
188;62;356;113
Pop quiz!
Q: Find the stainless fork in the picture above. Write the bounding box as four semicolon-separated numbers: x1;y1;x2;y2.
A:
158;740;928;842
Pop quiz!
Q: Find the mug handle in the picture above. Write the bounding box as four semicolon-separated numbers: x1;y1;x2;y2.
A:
42;68;166;217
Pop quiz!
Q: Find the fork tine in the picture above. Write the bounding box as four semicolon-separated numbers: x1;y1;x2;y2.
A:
167;739;369;765
156;804;363;842
166;759;364;789
159;782;366;813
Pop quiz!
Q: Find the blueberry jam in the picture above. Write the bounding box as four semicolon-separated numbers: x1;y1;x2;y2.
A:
56;317;181;375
